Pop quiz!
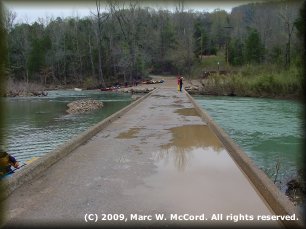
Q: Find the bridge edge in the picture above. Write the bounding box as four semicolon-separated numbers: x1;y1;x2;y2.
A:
1;90;155;201
185;91;304;229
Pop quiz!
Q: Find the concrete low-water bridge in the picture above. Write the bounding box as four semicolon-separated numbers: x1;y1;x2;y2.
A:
0;77;303;228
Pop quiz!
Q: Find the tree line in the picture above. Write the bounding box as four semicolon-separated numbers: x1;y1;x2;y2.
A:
3;0;304;88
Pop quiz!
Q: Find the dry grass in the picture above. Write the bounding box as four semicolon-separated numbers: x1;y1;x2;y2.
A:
4;78;46;97
193;64;303;99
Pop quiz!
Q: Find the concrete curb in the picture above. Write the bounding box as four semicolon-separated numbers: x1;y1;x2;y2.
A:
1;90;155;200
185;91;304;229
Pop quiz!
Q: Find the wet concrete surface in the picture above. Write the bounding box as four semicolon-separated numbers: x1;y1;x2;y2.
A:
175;107;200;117
3;87;281;227
116;128;141;139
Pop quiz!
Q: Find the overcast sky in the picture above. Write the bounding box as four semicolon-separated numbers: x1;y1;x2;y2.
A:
3;0;263;24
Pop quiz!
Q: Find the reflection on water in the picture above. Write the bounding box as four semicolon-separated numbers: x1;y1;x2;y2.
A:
1;90;132;163
124;126;272;217
156;125;224;171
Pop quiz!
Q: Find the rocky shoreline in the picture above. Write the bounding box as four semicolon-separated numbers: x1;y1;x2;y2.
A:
119;87;156;94
4;90;48;97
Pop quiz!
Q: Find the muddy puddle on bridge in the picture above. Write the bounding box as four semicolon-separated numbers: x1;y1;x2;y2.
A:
123;123;270;216
156;124;224;171
123;123;274;218
174;108;199;117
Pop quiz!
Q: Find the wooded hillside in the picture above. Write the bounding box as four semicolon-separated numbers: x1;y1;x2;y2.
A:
3;0;304;88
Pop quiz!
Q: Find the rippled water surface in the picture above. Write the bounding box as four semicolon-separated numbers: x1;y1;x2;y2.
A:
194;96;304;185
1;90;132;163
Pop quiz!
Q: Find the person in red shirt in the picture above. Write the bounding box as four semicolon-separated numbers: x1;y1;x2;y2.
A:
177;75;180;91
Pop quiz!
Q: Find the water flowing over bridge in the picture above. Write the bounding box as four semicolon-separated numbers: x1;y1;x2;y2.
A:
1;77;302;228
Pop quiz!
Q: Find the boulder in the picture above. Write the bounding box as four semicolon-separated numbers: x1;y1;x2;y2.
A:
185;86;201;94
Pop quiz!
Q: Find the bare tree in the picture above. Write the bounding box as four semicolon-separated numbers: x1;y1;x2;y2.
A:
4;10;16;32
173;2;195;80
252;5;273;51
91;0;108;87
88;33;96;78
279;3;298;68
107;0;142;83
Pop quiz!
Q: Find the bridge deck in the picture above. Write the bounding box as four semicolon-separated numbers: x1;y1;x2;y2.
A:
4;84;280;227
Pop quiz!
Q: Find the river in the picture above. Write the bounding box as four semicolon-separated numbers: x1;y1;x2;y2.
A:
194;95;304;192
1;90;132;164
1;91;303;190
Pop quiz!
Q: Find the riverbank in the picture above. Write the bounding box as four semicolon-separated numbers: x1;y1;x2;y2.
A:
186;64;303;100
3;79;48;97
3;66;303;101
185;83;301;100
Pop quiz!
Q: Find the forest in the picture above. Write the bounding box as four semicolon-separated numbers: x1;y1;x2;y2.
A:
2;0;305;97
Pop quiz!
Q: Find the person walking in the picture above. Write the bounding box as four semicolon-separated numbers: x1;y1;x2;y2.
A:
179;77;183;92
177;75;180;91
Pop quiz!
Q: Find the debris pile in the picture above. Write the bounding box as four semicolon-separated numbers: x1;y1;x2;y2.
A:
66;99;103;114
121;88;155;94
184;86;201;94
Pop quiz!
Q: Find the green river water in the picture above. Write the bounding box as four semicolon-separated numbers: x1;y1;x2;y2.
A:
1;90;132;164
194;95;304;191
1;91;303;192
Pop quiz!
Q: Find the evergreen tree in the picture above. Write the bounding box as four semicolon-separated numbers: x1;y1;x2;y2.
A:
228;38;244;66
245;29;265;64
